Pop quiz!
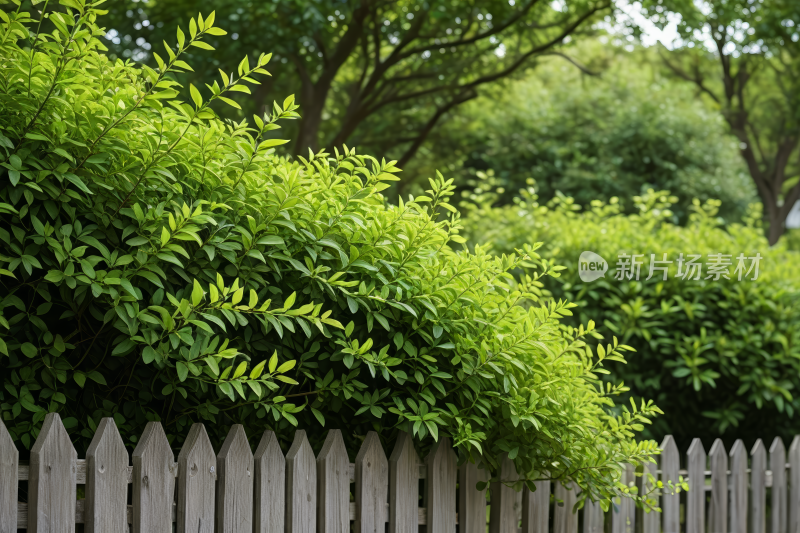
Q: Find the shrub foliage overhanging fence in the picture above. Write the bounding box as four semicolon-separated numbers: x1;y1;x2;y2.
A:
2;413;800;533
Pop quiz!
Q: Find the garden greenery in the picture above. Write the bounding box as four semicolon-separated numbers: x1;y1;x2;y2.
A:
462;178;800;449
0;0;663;506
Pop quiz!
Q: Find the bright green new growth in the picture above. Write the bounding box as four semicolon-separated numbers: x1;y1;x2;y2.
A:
0;0;662;507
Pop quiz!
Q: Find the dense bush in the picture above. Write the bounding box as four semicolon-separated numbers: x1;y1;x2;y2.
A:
0;0;661;503
463;183;800;449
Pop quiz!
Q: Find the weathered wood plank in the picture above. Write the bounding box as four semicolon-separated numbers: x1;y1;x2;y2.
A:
0;417;18;533
660;436;679;533
770;438;787;533
458;459;489;533
708;439;728;533
640;458;658;533
489;453;519;533
177;423;216;533
132;421;176;533
286;430;317;533
521;481;549;533
730;440;748;533
354;432;389;533
611;465;634;533
686;438;706;533
389;431;420;533
554;482;578;533
254;430;285;533
316;429;350;533
751;440;767;533
583;499;604;533
29;412;77;533
425;436;457;533
790;436;800;533
85;418;128;533
216;424;254;533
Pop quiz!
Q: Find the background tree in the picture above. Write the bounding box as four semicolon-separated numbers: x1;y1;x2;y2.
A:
102;0;613;170
639;0;800;244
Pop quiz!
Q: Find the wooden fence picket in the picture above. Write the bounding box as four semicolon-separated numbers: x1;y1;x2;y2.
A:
583;499;604;533
177;423;216;533
660;436;680;533
730;440;748;533
216;424;254;533
770;438;787;533
354;432;388;533
790;436;800;533
0;417;18;533
286;430;317;533
458;460;489;533
132;421;176;533
389;431;419;533
489;453;519;533
317;429;350;533
640;457;658;533
554;482;578;533
29;412;77;533
254;430;285;533
521;481;550;533
708;439;728;533
84;418;128;533
611;465;634;533
424;436;457;533
750;440;766;533
686;439;706;533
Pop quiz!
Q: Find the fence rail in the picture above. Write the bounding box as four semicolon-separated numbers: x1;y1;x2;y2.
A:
2;414;800;533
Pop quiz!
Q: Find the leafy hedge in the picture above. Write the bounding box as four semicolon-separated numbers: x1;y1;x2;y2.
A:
0;0;661;504
462;181;800;449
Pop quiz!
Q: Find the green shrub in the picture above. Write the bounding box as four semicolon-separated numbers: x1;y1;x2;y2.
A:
0;0;659;504
463;182;800;449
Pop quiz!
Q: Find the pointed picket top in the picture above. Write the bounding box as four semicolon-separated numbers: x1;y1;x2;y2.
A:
177;423;216;533
489;453;520;533
389;431;420;533
286;430;317;533
0;417;19;533
85;418;128;533
788;436;800;533
29;412;77;533
660;435;679;533
686;438;707;533
254;430;285;533
216;424;254;533
424;436;457;533
354;432;389;533
770;437;787;533
730;439;748;533
459;459;489;533
751;439;767;533
521;480;550;533
132;421;176;533
316;429;350;533
708;439;728;533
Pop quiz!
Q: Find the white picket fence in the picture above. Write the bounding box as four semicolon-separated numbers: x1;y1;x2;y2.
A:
1;413;800;533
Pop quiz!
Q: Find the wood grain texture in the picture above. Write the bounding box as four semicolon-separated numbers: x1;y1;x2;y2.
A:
132;421;176;533
790;436;800;533
521;481;549;533
286;430;317;533
583;499;603;533
177;423;216;533
751;440;767;533
686;439;706;533
425;436;457;533
708;439;728;533
85;418;128;533
639;458;658;533
660;436;679;533
553;483;577;533
316;430;350;533
489;454;519;533
0;417;18;533
389;431;420;533
730;440;748;533
216;425;254;533
354;432;388;533
611;465;633;533
458;460;489;533
770;438;787;533
254;430;285;533
29;412;77;533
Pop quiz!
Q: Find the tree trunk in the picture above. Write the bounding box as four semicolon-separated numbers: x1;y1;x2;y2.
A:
766;204;785;246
